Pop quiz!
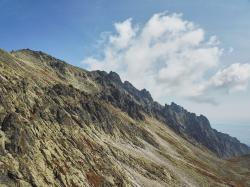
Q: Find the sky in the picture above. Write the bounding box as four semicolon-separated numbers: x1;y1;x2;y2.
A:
0;0;250;138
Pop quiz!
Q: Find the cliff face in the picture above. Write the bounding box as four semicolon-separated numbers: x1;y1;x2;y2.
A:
0;48;249;187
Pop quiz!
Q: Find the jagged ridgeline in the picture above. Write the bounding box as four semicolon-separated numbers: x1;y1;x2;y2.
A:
0;48;249;187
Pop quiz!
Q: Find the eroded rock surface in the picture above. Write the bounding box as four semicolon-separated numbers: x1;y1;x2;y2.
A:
0;48;249;187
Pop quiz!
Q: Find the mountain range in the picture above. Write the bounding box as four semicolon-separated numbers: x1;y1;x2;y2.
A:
0;48;249;187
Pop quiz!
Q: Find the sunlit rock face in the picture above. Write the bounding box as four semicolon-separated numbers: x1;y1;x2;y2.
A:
0;48;249;187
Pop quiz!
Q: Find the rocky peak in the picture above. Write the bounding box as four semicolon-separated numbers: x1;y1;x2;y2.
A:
107;71;122;84
169;102;186;113
11;49;68;74
140;89;153;102
11;48;47;61
122;81;153;105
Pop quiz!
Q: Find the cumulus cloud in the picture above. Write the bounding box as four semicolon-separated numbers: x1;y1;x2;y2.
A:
109;18;136;49
205;63;250;93
82;12;250;105
189;63;250;105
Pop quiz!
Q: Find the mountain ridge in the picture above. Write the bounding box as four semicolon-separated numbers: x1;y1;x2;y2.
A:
0;48;249;187
9;48;250;158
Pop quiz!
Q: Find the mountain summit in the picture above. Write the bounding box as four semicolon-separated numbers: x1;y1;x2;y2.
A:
0;48;249;187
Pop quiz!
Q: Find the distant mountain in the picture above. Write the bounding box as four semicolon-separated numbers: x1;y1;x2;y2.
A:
0;48;249;187
212;123;250;147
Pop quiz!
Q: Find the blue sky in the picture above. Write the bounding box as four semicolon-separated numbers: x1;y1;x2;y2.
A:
1;1;250;136
1;0;250;65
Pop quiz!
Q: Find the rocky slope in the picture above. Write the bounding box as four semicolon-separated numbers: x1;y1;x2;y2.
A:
88;70;250;158
0;48;249;187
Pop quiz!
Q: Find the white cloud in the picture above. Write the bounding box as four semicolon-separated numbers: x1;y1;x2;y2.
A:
205;63;250;93
109;18;136;49
82;12;250;105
